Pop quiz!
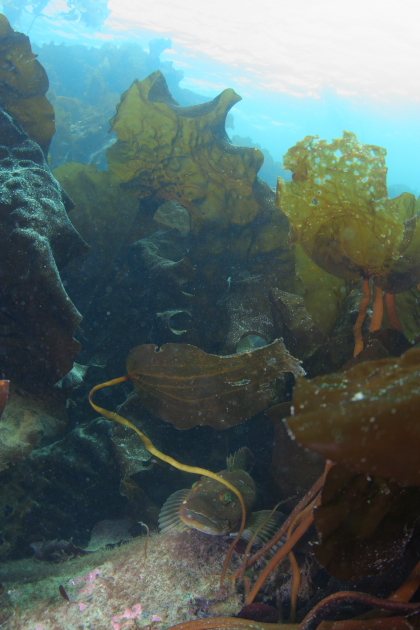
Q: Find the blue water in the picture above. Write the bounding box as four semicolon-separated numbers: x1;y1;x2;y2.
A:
5;3;419;195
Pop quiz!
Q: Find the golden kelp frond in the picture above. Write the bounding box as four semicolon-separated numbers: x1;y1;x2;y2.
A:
276;132;408;281
294;243;349;336
286;346;420;486
126;340;304;430
107;70;264;232
0;13;55;152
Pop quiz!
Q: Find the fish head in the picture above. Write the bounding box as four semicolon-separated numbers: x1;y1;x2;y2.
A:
179;471;256;535
179;493;233;535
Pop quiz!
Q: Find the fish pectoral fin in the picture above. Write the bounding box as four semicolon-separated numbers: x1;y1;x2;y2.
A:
159;488;191;534
241;510;287;546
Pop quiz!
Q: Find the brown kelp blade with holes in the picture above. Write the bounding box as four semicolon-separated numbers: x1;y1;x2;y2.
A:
126;339;304;430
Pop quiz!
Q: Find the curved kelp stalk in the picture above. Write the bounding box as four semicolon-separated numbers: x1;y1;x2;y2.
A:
235;461;333;608
89;376;246;584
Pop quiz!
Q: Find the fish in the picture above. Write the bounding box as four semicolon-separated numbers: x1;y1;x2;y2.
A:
159;447;284;542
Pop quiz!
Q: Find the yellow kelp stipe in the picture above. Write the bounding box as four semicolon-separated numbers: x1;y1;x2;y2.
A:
89;376;246;583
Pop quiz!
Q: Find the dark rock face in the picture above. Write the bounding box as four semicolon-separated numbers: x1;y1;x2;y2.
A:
0;106;88;390
0;418;125;558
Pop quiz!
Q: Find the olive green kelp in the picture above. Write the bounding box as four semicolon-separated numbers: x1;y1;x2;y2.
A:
276;132;420;354
107;71;263;232
277;131;420;293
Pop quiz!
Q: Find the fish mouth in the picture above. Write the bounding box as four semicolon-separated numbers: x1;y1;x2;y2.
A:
179;506;230;535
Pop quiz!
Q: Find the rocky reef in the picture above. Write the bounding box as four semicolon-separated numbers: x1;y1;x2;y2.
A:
0;12;420;630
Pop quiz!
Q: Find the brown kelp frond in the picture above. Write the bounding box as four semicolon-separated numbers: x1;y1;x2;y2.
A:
125;339;304;430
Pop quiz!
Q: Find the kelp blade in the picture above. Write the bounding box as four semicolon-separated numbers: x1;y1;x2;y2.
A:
126;340;303;430
286;347;420;486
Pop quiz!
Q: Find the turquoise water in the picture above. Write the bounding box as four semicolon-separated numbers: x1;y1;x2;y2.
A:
3;0;419;193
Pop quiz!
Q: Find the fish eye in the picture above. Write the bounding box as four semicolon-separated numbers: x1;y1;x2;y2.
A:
220;492;232;504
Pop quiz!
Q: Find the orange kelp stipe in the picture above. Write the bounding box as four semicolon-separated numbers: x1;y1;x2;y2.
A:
89;377;247;583
369;285;384;333
353;277;371;356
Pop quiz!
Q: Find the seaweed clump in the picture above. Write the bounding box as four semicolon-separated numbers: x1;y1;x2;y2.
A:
277;132;420;354
107;70;264;232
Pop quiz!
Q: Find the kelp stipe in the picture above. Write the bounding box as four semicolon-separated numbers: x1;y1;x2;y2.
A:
89;376;246;583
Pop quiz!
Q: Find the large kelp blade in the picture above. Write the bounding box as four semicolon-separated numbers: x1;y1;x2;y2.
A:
276;132;407;282
127;340;304;430
286;347;420;486
313;464;420;580
107;71;264;233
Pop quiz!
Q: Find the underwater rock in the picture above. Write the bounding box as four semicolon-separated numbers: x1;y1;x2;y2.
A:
0;106;87;390
54;161;140;313
75;228;201;375
153;199;191;234
129;230;196;298
83;518;134;552
222;274;277;353
0;14;55;153
0;387;68;471
111;411;152;478
30;538;88;562
269;287;328;360
0;417;125;558
0;529;243;627
107;71;267;233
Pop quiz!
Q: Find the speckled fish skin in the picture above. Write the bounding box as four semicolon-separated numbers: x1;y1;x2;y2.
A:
179;468;257;535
